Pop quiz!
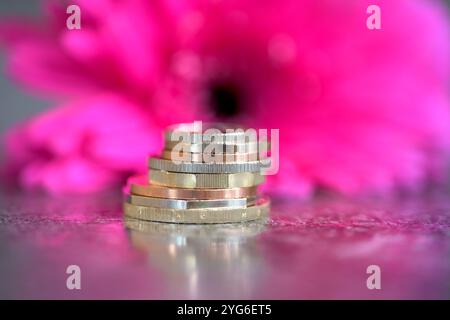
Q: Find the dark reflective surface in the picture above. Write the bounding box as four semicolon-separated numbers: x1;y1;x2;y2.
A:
0;191;449;299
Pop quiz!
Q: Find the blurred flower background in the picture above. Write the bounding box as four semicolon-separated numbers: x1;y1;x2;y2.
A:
0;0;449;196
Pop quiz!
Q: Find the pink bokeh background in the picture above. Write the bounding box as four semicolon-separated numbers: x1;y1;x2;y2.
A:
0;0;449;196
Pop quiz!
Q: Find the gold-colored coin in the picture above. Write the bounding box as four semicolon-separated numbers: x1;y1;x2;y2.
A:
130;176;258;199
149;170;265;189
124;218;267;237
161;150;261;163
164;122;255;144
123;197;270;224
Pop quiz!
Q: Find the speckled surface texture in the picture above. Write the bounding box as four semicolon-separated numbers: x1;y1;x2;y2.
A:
0;191;449;299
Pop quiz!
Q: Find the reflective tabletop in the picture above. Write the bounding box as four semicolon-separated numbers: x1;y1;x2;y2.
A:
0;191;449;299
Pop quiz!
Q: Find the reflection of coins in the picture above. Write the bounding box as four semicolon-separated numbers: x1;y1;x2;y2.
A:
161;150;261;163
123;197;270;224
130;178;258;200
149;170;265;189
149;157;268;173
128;194;256;209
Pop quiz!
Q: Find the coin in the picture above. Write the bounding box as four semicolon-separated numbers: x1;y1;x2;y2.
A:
164;140;264;154
164;122;256;144
124;218;267;238
161;150;261;163
129;175;258;199
127;194;256;209
149;157;269;173
149;170;265;188
123;197;270;224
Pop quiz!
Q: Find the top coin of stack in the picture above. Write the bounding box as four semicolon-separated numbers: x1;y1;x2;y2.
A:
123;122;270;224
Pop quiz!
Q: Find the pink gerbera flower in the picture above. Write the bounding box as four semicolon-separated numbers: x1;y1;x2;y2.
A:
1;0;449;196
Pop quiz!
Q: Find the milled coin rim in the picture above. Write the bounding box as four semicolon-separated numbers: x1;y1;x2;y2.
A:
149;157;270;173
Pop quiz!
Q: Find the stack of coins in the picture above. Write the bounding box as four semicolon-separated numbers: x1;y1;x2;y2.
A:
123;122;270;224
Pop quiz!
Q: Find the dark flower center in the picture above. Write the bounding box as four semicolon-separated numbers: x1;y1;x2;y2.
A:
209;82;241;118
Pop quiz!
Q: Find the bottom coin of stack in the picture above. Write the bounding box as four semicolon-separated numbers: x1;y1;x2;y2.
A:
123;122;270;224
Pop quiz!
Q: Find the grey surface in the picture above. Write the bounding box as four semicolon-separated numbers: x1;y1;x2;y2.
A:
0;0;49;136
0;0;40;14
0;191;449;299
0;58;49;135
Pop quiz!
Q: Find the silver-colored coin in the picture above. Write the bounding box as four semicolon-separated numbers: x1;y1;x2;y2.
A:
149;157;270;173
127;194;256;209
